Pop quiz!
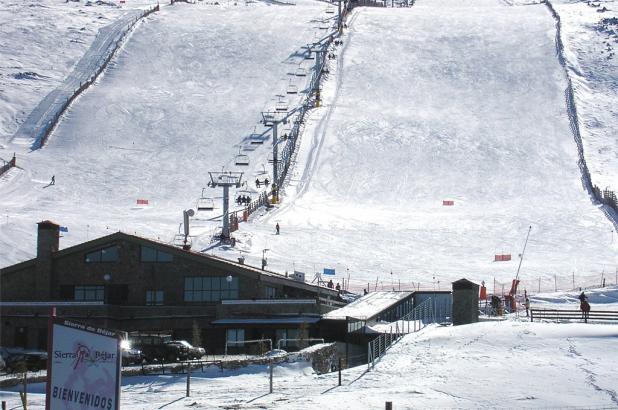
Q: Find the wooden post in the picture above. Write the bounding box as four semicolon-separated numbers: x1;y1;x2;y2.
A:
385;402;393;410
269;362;274;393
20;372;28;410
186;363;191;397
338;358;342;386
2;400;7;410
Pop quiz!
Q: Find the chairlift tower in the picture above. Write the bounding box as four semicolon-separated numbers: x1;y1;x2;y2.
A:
208;171;243;241
262;110;284;202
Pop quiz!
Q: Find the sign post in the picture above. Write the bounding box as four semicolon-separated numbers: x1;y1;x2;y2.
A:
46;316;123;409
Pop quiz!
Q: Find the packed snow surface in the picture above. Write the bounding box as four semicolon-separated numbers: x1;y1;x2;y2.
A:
552;0;618;191
223;0;618;292
2;319;618;408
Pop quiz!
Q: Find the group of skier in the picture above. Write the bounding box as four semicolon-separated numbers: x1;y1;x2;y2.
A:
236;195;252;205
255;178;270;188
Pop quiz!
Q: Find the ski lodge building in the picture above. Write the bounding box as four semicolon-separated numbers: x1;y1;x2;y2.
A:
0;221;345;353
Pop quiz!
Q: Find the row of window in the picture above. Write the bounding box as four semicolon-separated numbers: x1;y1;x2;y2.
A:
64;276;240;304
84;245;173;264
225;328;300;346
184;276;239;302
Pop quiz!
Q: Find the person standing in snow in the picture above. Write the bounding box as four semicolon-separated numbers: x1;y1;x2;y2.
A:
524;297;530;317
275;223;280;235
579;292;591;322
50;175;55;185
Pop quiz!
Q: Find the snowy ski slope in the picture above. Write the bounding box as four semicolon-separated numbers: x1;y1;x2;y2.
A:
1;0;617;295
222;0;618;292
0;0;331;264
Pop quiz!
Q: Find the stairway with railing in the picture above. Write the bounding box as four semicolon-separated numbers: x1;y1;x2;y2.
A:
367;298;446;369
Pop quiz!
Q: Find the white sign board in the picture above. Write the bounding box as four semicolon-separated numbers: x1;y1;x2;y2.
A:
46;319;122;410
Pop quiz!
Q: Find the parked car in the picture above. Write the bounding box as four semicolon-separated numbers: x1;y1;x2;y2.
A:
129;334;186;363
2;351;47;373
164;340;205;360
121;347;143;366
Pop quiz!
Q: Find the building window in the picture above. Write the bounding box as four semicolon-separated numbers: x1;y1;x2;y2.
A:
275;328;299;348
184;276;239;302
85;246;118;263
140;246;173;262
146;290;164;306
75;286;104;301
226;329;245;346
265;286;276;299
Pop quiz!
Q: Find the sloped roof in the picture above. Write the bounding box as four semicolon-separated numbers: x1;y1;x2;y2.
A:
323;291;412;320
0;230;340;298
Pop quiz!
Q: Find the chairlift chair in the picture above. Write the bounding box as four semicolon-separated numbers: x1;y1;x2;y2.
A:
286;83;299;94
248;126;267;145
235;147;250;166
197;188;215;211
275;99;288;112
325;6;335;14
173;234;185;246
295;67;307;77
250;134;265;145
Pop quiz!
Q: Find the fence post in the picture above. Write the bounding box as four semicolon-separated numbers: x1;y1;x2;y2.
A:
269;361;274;393
2;400;6;410
186;363;191;397
338;357;342;386
385;401;393;410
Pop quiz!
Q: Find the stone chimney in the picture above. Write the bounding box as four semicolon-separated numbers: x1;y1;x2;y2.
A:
35;220;60;299
37;220;60;259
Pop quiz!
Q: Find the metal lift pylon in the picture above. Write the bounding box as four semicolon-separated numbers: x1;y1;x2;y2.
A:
208;171;244;242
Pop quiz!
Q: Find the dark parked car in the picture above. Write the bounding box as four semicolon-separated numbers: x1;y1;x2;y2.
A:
2;351;48;373
164;340;205;360
129;334;187;363
121;347;143;366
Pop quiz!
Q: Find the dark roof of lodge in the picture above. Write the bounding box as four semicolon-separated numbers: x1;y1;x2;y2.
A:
0;230;340;298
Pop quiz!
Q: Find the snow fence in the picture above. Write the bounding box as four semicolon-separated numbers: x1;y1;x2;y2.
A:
11;5;159;151
544;0;618;229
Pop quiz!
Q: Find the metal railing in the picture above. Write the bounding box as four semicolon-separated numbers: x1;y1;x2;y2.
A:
530;308;618;324
276;338;324;350
224;338;272;356
367;298;441;369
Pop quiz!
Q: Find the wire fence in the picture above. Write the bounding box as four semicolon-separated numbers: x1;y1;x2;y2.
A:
545;0;618;229
18;5;159;150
